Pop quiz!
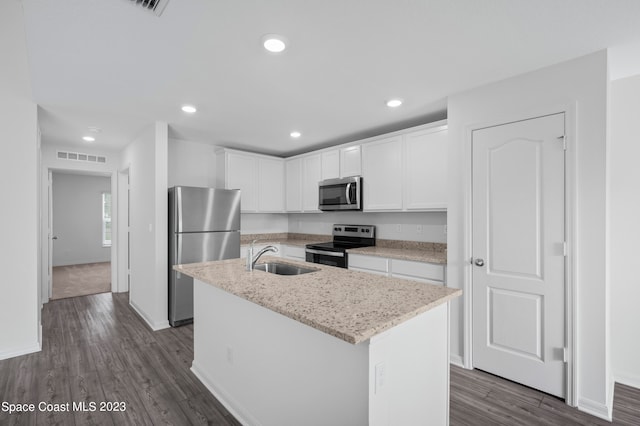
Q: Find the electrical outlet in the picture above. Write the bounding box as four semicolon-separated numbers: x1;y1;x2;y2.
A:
416;225;423;233
375;362;386;394
226;346;234;365
396;224;402;233
444;225;448;236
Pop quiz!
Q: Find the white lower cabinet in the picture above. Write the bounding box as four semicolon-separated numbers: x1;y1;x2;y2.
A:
282;245;306;260
348;253;389;276
349;253;445;285
390;258;445;286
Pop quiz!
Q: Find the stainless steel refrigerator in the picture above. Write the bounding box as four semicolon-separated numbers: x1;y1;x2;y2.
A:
169;186;241;326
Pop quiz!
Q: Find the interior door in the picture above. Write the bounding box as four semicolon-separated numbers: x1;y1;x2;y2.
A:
472;113;566;398
48;170;53;299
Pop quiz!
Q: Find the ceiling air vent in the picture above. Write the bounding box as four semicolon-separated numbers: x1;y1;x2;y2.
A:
128;0;170;17
57;151;107;164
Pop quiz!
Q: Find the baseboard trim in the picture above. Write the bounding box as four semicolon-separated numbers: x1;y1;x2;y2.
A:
578;396;613;421
615;371;640;390
129;300;170;331
0;342;41;361
191;361;260;426
450;354;464;368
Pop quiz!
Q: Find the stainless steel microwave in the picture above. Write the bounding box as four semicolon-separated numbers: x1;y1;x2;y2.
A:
318;176;362;211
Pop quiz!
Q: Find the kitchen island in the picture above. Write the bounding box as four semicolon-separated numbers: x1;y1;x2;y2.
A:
175;257;461;426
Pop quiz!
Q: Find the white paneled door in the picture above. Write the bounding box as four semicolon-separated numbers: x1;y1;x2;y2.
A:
472;113;566;398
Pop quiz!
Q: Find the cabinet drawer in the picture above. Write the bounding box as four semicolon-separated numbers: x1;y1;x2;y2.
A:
390;259;444;282
348;254;388;273
391;273;444;286
350;266;389;277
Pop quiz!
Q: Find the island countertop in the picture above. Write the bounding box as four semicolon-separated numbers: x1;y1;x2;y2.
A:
175;256;461;344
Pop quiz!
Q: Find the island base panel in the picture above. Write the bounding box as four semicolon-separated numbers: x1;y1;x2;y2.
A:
192;279;449;426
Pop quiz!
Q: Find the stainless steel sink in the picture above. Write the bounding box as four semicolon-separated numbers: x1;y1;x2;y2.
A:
253;262;318;276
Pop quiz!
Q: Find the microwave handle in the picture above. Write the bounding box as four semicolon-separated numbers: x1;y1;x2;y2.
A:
346;183;352;204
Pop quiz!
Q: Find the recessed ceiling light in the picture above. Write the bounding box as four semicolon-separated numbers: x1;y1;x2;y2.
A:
262;34;288;53
181;105;197;113
290;131;301;138
386;99;403;108
82;136;95;142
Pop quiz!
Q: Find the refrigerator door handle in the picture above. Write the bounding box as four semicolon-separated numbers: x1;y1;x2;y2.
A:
177;234;182;278
177;187;183;232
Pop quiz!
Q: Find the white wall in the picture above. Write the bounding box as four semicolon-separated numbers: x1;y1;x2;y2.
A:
289;212;447;242
120;122;169;330
242;214;289;234
447;51;610;417
610;74;640;389
0;1;41;360
51;172;111;266
168;138;218;188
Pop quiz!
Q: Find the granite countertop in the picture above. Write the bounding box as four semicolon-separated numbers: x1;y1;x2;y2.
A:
240;233;448;264
175;256;461;345
240;233;330;248
347;246;447;264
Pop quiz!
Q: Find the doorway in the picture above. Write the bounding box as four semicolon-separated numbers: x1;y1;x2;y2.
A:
50;171;113;299
471;113;567;398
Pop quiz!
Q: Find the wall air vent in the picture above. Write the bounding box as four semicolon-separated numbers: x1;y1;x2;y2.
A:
57;151;107;164
128;0;170;17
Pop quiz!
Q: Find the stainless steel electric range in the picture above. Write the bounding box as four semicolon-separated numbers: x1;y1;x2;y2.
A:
305;225;376;268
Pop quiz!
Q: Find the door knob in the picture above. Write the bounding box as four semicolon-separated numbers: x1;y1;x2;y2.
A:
52;236;58;240
474;258;484;267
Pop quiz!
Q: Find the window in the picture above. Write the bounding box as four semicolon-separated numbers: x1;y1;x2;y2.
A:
102;192;112;247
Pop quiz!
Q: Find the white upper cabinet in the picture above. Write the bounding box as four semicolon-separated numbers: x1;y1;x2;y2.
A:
217;149;284;213
302;154;322;212
321;146;362;180
362;136;403;211
258;157;285;212
321;150;340;180
285;158;302;212
220;151;258;212
361;122;447;212
221;121;446;214
403;127;448;210
340;145;361;177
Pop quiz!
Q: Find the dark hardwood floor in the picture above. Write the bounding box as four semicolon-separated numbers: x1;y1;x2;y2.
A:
1;292;638;425
450;366;640;426
0;292;240;426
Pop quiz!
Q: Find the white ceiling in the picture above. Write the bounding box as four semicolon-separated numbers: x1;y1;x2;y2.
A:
21;0;640;157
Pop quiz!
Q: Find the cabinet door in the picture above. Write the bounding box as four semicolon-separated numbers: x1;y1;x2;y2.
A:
286;158;302;212
340;145;361;177
258;158;285;212
321;150;340;180
404;128;448;210
227;152;258;212
362;136;403;211
282;245;306;260
302;154;322;212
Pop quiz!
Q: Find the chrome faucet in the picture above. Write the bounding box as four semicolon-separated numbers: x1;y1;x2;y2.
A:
246;240;279;271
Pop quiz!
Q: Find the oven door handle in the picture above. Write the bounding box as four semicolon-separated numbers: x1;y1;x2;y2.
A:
345;183;352;205
306;249;345;258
